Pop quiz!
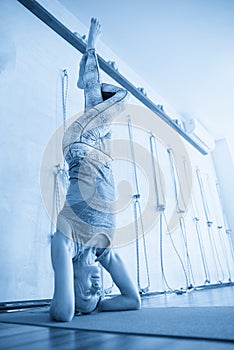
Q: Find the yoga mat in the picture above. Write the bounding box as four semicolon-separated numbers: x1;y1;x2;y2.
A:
0;307;233;341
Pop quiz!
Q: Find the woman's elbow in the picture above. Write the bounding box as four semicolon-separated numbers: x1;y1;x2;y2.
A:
131;293;141;310
50;304;74;322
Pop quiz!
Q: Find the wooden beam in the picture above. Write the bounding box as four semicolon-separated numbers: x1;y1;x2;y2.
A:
17;0;208;155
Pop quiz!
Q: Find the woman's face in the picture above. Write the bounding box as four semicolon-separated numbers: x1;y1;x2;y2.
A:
74;263;102;314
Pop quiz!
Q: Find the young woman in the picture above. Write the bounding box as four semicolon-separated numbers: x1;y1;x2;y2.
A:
50;18;141;322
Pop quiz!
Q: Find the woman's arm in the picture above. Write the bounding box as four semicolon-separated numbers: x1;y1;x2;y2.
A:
50;230;75;322
97;250;141;311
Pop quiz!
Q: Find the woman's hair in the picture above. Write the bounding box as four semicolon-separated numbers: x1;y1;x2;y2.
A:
74;285;102;314
75;294;102;315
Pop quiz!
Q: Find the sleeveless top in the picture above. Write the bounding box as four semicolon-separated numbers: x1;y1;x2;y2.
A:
57;84;129;248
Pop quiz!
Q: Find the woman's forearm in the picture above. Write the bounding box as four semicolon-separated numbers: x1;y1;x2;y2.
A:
99;293;141;312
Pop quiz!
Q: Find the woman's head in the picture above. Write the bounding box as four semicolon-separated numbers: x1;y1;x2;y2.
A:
74;262;103;314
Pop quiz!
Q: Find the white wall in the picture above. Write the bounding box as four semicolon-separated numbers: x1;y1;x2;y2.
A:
0;0;233;302
112;114;234;292
0;0;83;301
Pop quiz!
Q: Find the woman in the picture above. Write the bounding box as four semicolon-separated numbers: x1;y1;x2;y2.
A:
50;18;141;322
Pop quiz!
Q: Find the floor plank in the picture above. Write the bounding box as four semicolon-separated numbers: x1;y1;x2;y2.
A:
141;285;234;308
1;322;234;350
1;286;234;350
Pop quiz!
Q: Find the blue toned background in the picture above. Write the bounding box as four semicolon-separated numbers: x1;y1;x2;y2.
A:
0;0;234;302
59;0;234;156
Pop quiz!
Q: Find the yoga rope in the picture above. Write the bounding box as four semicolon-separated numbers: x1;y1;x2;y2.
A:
167;148;195;289
149;133;173;291
127;117;140;195
55;164;62;215
61;69;69;189
159;212;173;292
167;148;186;213
61;69;68;134
179;216;196;288
215;181;234;267
208;177;233;281
54;69;70;215
128;117;150;293
149;133;166;211
149;134;189;292
196;168;223;283
217;226;232;282
183;159;211;284
163;211;190;292
205;174;231;281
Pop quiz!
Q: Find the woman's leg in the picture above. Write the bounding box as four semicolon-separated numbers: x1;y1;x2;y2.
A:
50;227;75;322
77;18;103;110
77;54;87;90
83;49;103;109
67;18;129;148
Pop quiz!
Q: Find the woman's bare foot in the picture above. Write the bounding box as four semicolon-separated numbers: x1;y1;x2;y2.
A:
86;17;101;51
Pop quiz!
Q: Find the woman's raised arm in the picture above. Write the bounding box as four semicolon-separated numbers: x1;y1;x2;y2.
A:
97;250;141;311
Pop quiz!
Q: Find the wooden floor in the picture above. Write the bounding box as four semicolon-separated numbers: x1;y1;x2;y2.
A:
1;286;234;350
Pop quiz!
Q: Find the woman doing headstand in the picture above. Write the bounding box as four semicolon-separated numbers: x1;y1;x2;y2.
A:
50;18;141;322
